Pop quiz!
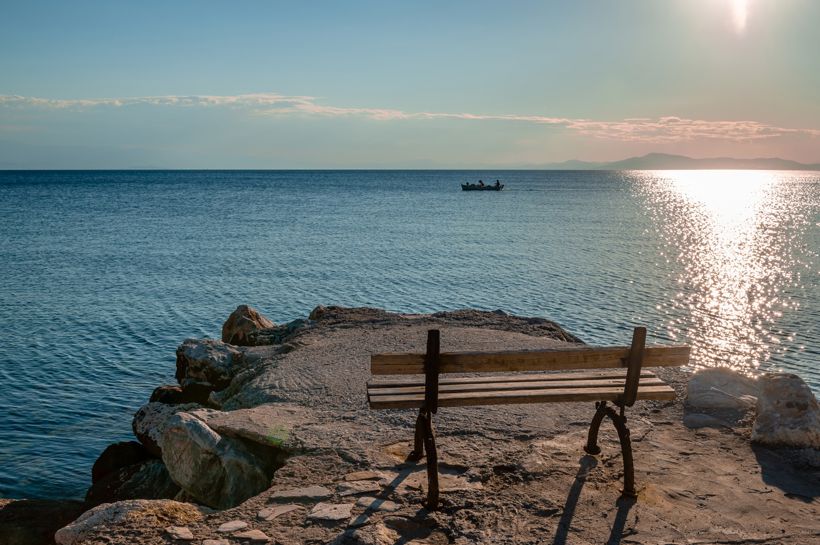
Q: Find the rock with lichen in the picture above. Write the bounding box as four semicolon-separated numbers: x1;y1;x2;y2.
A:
752;373;820;448
222;305;275;346
54;499;206;545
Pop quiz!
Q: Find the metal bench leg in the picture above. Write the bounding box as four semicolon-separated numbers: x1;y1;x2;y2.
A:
422;409;439;510
584;401;607;455
408;408;426;461
582;401;637;497
608;407;636;498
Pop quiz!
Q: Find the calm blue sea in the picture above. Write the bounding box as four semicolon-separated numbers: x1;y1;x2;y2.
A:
0;170;818;500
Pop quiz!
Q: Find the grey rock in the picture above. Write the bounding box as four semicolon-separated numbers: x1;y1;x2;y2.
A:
234;529;271;542
686;368;759;411
355;496;400;512
247;319;310;346
752;373;820;448
132;402;199;457
165;525;194;540
217;519;249;533
176;338;242;391
184;407;224;423
337;480;382;496
309;305;328;321
150;385;185;404
222;305;275;346
308;502;355;522
330;523;399;545
161;413;272;509
269;485;332;503
344;470;383;481
203;540;231;545
257;504;302;521
148;382;214;405
203;404;307;451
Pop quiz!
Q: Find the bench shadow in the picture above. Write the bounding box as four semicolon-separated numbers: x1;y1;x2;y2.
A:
605;496;637;545
347;462;442;545
552;455;636;545
552;455;597;545
347;464;417;530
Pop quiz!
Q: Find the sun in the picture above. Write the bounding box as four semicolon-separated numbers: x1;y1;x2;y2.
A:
732;0;749;32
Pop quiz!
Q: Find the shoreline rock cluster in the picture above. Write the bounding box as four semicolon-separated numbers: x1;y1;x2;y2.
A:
684;366;820;451
101;305;312;511
2;304;819;545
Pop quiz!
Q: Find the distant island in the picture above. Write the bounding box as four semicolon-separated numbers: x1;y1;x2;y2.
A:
540;152;820;171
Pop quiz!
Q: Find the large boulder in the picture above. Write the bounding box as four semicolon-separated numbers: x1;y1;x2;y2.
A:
309;305;328;321
685;367;759;411
752;373;820;448
203;404;307;451
246;319;310;346
91;441;152;484
132;402;200;457
150;383;213;405
85;460;181;506
222;305;275;346
0;499;86;545
175;339;242;391
54;499;205;545
160;412;275;509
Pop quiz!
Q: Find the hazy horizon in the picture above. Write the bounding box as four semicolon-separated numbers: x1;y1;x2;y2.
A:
2;1;819;168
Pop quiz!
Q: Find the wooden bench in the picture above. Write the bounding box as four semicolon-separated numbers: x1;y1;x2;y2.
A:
367;327;690;509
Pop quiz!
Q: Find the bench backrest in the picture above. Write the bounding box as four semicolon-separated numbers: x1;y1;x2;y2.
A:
370;327;690;408
371;340;690;375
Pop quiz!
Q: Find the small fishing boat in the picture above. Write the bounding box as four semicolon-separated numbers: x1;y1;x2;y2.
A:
462;181;504;191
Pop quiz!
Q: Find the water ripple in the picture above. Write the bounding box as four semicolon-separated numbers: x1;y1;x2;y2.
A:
0;169;817;499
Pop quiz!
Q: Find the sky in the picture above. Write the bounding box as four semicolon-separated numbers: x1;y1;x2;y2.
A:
1;0;818;168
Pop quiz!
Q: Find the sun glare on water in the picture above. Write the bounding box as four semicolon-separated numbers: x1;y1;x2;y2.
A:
633;170;805;375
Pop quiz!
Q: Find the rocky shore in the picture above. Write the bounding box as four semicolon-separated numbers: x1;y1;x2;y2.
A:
2;305;819;545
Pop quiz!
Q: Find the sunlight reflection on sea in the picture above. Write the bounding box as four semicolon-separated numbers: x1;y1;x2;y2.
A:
632;170;817;376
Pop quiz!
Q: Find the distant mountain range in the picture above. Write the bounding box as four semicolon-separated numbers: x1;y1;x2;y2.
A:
540;153;820;171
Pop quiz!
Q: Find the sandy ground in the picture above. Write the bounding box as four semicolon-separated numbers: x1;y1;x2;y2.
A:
46;308;820;544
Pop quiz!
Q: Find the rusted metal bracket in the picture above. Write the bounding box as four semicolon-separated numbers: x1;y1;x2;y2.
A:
584;400;637;497
406;330;441;509
584;401;607;456
409;408;426;461
583;327;644;497
422;409;439;510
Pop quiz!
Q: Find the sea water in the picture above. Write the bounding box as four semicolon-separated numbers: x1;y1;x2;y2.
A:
0;169;817;499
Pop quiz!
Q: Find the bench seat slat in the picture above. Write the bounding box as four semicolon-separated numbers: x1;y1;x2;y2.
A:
368;384;676;410
371;345;690;375
369;377;668;396
368;369;658;389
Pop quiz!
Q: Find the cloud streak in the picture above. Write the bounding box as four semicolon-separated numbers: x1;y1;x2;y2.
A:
2;93;818;144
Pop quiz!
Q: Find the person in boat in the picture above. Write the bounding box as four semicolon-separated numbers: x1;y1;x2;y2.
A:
479;180;484;187
495;180;500;188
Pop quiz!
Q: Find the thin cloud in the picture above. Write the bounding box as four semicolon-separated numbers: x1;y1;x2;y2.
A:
2;93;818;144
0;93;313;109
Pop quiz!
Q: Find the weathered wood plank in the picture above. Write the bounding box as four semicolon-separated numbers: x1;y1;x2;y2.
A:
368;384;677;409
368;369;658;389
370;345;690;375
622;327;646;407
368;377;667;396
